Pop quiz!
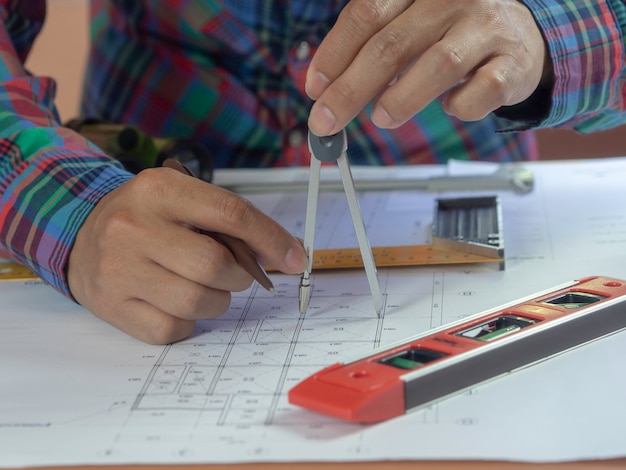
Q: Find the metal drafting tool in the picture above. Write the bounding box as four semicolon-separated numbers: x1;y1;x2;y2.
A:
267;196;505;273
218;164;534;194
299;129;383;317
289;275;626;423
431;196;503;264
0;261;39;281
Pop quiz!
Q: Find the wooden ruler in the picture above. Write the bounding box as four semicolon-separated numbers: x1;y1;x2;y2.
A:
312;244;502;269
266;244;503;272
0;261;40;281
1;244;503;282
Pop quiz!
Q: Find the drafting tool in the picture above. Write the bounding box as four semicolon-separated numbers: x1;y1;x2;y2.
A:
162;158;273;292
0;261;39;281
299;129;383;316
301;243;502;270
267;195;505;272
289;275;626;423
218;164;534;194
432;195;503;260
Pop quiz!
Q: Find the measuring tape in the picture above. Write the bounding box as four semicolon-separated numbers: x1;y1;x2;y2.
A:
288;275;626;423
0;262;39;281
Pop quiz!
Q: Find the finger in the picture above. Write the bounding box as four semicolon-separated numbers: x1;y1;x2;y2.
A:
306;0;413;100
145;221;255;292
308;1;430;135
94;298;196;345
443;56;528;121
371;25;491;128
127;259;235;321
141;169;307;275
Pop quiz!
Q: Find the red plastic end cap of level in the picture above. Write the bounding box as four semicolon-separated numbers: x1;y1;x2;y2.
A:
288;363;406;423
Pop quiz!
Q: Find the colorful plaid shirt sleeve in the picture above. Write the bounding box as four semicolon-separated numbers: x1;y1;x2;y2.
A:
0;1;133;297
81;0;626;171
2;0;626;300
520;0;626;132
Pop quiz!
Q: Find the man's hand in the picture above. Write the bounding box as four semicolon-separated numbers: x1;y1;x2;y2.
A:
306;0;548;135
67;167;307;344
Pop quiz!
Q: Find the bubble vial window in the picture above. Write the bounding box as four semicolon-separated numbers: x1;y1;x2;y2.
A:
456;315;538;342
543;291;607;309
379;348;448;370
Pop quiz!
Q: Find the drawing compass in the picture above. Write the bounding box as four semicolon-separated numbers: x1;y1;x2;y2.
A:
299;129;383;316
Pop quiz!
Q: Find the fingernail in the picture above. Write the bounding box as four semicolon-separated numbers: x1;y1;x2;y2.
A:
285;242;308;274
372;104;394;128
308;103;337;136
305;70;330;99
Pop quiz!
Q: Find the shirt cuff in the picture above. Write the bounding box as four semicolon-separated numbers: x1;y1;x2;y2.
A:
508;0;625;130
0;146;133;298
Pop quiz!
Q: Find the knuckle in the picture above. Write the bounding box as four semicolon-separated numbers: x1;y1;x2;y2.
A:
481;5;507;33
331;78;358;106
175;286;206;318
166;275;234;322
100;208;137;241
147;316;191;345
214;193;257;231
192;248;226;280
129;167;169;198
370;30;409;66
346;0;388;31
192;239;230;282
430;42;465;76
191;240;254;292
482;71;509;102
208;291;232;318
194;290;232;320
481;68;511;103
232;276;254;293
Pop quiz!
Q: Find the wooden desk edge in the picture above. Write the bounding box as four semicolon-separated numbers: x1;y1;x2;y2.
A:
12;458;626;470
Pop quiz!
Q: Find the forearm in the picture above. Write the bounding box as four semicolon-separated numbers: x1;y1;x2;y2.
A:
0;14;132;297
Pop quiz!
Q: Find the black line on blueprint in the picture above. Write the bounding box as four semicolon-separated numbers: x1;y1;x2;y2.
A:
429;272;444;329
264;309;307;425
210;283;259;399
372;293;387;349
131;345;172;410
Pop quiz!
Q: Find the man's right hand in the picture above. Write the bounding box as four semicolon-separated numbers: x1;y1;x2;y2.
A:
67;166;307;345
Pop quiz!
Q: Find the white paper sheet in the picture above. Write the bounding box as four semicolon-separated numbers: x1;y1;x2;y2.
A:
2;158;626;467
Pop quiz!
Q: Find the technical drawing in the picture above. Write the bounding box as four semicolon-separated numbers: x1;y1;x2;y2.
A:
132;190;484;427
7;159;626;467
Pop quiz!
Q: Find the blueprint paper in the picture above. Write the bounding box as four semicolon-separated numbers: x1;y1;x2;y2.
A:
2;158;626;467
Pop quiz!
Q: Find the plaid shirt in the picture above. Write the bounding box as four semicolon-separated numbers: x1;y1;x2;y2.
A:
0;0;625;297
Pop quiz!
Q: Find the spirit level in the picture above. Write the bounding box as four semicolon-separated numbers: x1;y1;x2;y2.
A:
288;276;626;423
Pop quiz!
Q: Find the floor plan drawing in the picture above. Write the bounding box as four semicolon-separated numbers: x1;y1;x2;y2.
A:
2;159;626;467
